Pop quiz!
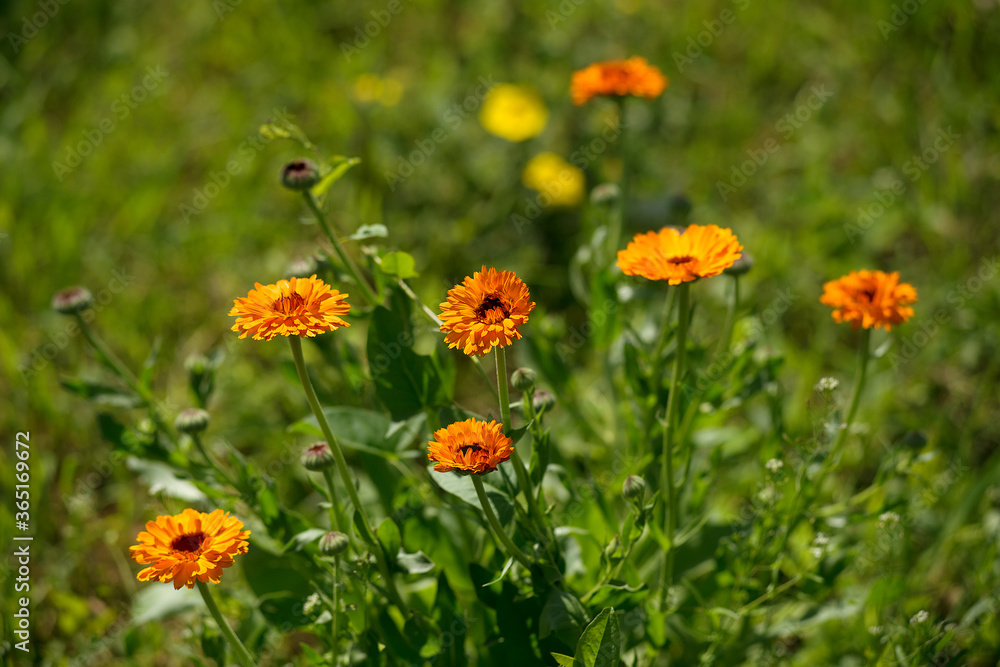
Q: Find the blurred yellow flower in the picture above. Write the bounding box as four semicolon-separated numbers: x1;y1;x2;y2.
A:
352;73;403;107
479;84;548;142
522;152;585;207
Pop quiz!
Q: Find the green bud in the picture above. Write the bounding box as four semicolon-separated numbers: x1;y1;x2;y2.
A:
175;408;211;434
511;367;537;392
724;252;754;277
622;475;646;503
301;442;336;471
532;390;556;413
51;286;94;315
319;531;350;557
281;159;321;191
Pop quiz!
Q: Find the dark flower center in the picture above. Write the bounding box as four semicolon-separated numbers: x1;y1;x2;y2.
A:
667;255;696;265
171;532;206;553
274;293;306;314
860;288;877;302
458;443;484;455
475;294;511;324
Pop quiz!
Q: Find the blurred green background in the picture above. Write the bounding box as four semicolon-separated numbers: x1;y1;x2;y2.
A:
2;0;999;663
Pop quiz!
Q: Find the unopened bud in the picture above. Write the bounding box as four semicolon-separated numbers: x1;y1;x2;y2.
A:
175;408;211;434
533;390;556;413
184;353;209;376
52;286;94;315
622;475;646;503
319;531;349;556
281;159;321;191
590;182;621;205
511;367;536;392
301;442;336;471
724;252;754;277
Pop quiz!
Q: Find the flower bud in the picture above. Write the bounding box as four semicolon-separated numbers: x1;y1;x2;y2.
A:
724;252;754;277
590;182;621;205
175;408;211;434
319;531;350;556
184;354;209;376
301;442;336;471
281;159;321;191
52;286;94;315
532;390;556;413
622;475;646;503
511;367;537;392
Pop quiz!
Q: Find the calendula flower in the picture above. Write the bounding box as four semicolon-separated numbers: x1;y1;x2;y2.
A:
428;419;514;475
617;224;743;285
571;57;668;105
479;84;548;142
129;508;250;590
439;266;535;356
229;275;350;341
522;152;585;207
820;270;917;331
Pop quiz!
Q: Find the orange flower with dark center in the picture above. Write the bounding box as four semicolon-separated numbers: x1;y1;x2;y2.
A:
617;224;743;284
820;270;917;330
439;266;535;356
428;419;514;475
129;508;250;589
571;57;668;105
229;274;350;341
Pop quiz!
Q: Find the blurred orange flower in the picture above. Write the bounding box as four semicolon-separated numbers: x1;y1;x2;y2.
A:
428;419;513;474
439;266;535;356
571;57;668;105
820;270;917;330
129;508;250;590
617;224;743;285
229;275;350;341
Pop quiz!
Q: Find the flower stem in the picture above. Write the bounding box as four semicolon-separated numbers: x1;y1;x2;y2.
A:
190;433;237;488
195;581;255;667
332;559;339;651
303;190;378;306
320;467;345;533
288;336;405;611
832;327;872;455
495;348;550;539
660;282;690;608
472;474;533;570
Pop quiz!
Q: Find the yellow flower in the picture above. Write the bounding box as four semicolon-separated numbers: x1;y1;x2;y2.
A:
820;270;917;331
129;508;250;590
479;84;548;142
617;225;743;285
428;419;513;475
439;266;535;356
229;275;350;341
522;152;585;207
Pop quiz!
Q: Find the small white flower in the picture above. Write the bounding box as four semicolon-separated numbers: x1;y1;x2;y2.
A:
814;532;830;546
765;458;784;473
809;547;823;559
879;511;901;526
303;592;321;616
814;377;839;392
910;610;929;625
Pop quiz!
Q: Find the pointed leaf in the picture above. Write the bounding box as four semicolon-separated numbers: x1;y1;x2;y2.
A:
311;156;361;197
574;607;620;667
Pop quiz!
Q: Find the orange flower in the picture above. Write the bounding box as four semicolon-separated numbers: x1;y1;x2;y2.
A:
229;275;350;341
571;57;668;105
428;419;514;475
820;270;917;330
439;266;535;356
129;508;250;590
617;224;743;285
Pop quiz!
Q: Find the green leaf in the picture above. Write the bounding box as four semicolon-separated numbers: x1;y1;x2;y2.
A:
281;528;327;554
60;378;142;408
574;607;620;667
130;584;200;626
396;550;436;574
552;654;576;667
379;251;418;278
311;156;361;197
427;463;514;526
482;557;514;586
140;337;161;391
298;643;329;666
377;517;402;563
292;406;403;456
350;223;389;240
125;458;207;502
540;589;589;647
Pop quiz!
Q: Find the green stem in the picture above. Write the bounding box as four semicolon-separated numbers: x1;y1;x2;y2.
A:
608;97;629;262
288;337;405;611
832;327;872;455
660;282;690;608
303;190;378;305
320;467;346;534
190;433;237;488
496;348;550;539
196;581;255;667
332;559;339;651
472;474;533;570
